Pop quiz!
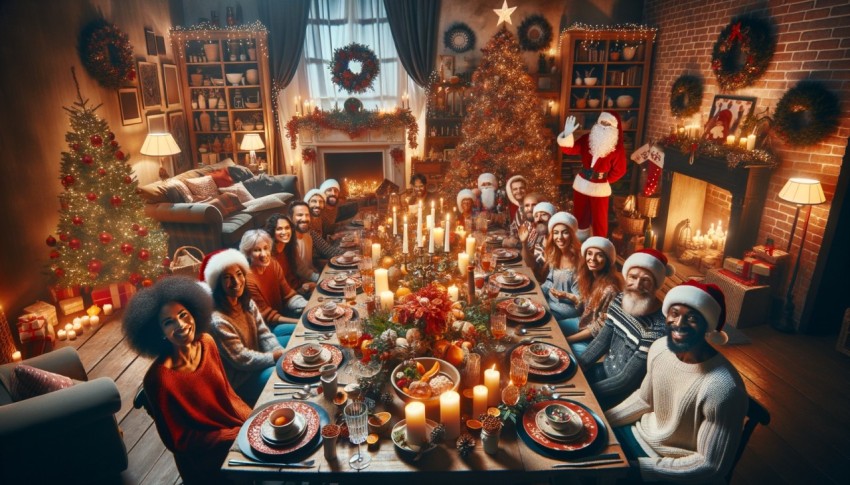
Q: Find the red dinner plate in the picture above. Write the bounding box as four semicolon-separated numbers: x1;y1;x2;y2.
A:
305;305;355;328
497;299;547;324
522;400;599;452
281;343;343;379
510;343;571;376
246;401;321;457
318;277;361;294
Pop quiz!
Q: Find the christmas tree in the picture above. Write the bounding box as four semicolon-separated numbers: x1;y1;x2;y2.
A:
47;70;168;287
444;26;558;201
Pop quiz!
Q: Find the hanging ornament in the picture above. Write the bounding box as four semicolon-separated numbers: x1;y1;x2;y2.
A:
110;195;122;207
59;232;69;242
72;216;84;225
86;192;97;201
69;238;81;249
46;236;57;247
129;273;142;284
138;248;150;261
81;154;94;165
110;140;119;149
107;132;115;141
90;134;103;147
99;232;113;244
98;168;107;177
62;175;76;187
162;257;171;267
123;175;132;184
132;223;140;231
137;226;149;237
115;150;125;160
71;143;81;152
88;259;103;273
120;242;134;255
142;278;154;287
50;250;60;259
55;267;65;278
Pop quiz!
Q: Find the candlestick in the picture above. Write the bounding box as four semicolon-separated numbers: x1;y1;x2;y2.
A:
380;291;395;312
747;133;756;150
440;390;461;440
403;217;409;254
372;243;382;266
448;285;459;302
417;201;423;247
484;365;500;407
375;268;389;295
458;253;470;276
103;304;113;315
405;401;427;447
444;215;451;252
428;227;435;254
393;207;398;236
726;134;736;146
466;236;476;258
473;385;488;419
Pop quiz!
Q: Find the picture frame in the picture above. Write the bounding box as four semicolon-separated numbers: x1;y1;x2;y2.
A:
144;28;157;56
147;113;166;133
162;63;181;108
439;55;455;76
703;95;756;142
138;61;163;109
155;35;166;56
537;74;553;91
168;111;192;175
443;148;456;161
117;88;142;126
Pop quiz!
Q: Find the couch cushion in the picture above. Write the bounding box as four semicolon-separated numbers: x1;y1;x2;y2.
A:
184;175;219;201
8;364;74;402
210;168;235;188
136;182;170;203
219;181;255;204
242;174;281;198
208;193;245;218
228;164;255;183
242;193;293;213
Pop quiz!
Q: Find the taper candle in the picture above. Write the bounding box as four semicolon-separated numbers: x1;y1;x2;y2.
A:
466;236;476;258
372;243;382;266
473;385;488;419
402;216;409;254
393;207;398;236
444;215;451;252
417;201;424;247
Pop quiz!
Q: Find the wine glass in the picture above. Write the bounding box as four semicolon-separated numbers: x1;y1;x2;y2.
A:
490;311;507;352
334;318;362;375
361;275;375;297
485;279;501;300
510;354;529;387
343;400;371;470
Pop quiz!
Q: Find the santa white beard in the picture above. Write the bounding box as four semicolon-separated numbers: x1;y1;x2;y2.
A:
588;123;618;164
621;288;656;317
480;187;496;209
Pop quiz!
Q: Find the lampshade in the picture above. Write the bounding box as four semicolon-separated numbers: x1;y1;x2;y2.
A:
778;178;826;206
240;134;265;151
140;133;181;156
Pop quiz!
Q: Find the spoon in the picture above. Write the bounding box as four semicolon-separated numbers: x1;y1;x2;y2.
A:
296;332;334;339
516;326;550;336
543;384;576;391
273;390;312;399
551;391;586;399
317;296;343;302
274;384;313;393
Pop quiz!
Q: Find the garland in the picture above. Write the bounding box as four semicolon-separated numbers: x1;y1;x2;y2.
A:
773;81;840;147
669;75;704;118
330;43;380;94
518;14;553;51
659;133;778;169
444;22;476;54
286;107;418;149
390;147;405;165
711;16;775;91
302;147;316;164
79;20;136;89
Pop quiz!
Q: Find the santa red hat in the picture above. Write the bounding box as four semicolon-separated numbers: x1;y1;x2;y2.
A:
663;280;729;345
505;175;526;206
199;248;249;291
457;189;475;212
548;211;578;233
621;248;674;288
581;236;616;264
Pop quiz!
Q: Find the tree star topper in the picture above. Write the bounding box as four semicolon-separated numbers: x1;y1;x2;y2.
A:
493;1;517;26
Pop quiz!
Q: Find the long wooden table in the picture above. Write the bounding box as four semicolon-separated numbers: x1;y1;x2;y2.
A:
222;245;628;483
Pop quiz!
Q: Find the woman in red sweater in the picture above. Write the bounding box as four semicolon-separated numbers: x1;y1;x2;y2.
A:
123;276;251;484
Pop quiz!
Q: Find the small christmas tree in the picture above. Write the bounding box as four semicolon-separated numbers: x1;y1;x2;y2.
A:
444;26;558;201
47;69;168;287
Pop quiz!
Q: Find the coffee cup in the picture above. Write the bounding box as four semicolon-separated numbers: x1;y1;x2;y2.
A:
300;343;323;364
341;250;356;262
527;343;552;364
504;269;518;281
320;371;338;398
513;297;534;314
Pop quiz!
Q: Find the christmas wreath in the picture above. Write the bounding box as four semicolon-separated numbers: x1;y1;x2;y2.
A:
330;43;380;94
344;97;363;114
517;14;553;51
711;16;775;91
302;147;316;164
79;19;136;89
390;147;405;165
444;22;476;54
773;81;840;146
669;75;704;118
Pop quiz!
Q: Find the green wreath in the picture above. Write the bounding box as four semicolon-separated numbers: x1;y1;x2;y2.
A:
330;43;380;94
773;81;840;146
79;19;136;89
711;16;775;91
444;22;475;54
669;75;704;118
518;14;553;51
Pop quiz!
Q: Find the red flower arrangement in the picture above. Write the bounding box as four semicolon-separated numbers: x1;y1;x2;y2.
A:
330;43;380;94
390;147;405;165
286;107;418;150
302;147;316;164
394;284;453;337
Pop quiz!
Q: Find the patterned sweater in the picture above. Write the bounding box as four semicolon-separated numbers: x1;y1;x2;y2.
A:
210;300;283;390
311;229;343;259
541;266;581;320
578;293;665;403
606;339;748;484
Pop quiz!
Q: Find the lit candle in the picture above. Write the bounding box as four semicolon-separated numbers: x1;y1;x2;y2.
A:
103;304;113;315
380;290;395;311
739;137;748;149
57;329;67;340
375;268;389;295
393;207;398;236
403;216;409;254
448;285;459;302
417;201;424;247
405;401;427;447
80;315;90;327
458;252;470;277
433;227;445;250
428;227;435;254
484;365;500;407
90;315;100;326
466;236;476;258
73;321;83;335
747;133;756;150
68;329;77;340
440;390;461;440
726;134;736;146
431;200;435;219
64;323;73;332
372;243;382;266
72;317;81;327
440;197;444;215
473;385;488;419
444;214;451;252
11;351;21;362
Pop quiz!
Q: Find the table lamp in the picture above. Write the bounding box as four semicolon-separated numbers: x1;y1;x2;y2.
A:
775;177;826;333
140;133;181;180
240;133;265;171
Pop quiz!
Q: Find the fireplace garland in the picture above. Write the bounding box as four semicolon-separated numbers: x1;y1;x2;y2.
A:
286;108;418;150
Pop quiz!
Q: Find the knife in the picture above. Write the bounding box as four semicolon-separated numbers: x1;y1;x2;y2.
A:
228;459;316;469
552;458;623;468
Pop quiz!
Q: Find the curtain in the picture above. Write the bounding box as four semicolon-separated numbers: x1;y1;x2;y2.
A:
383;0;441;87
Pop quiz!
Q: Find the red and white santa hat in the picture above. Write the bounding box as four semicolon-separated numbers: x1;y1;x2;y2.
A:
621;248;674;289
457;189;475;212
505;175;526;206
663;280;729;345
532;201;556;217
547;211;578;233
581;236;616;263
478;173;497;188
199;248;249;291
598;111;619;128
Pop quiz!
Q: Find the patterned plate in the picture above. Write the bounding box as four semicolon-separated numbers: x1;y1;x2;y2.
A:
291;346;333;370
329;255;361;269
508;343;576;381
277;343;344;381
535;411;585;442
496;299;548;325
304;305;355;328
240;401;324;459
521;400;599;453
488;273;534;293
318;277;361;295
492;248;520;261
261;414;307;445
496;273;529;287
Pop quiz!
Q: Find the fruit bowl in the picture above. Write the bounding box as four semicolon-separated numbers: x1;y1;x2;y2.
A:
391;357;460;408
616;95;634;108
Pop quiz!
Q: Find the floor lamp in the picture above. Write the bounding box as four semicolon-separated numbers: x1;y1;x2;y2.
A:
140;133;181;180
774;177;826;333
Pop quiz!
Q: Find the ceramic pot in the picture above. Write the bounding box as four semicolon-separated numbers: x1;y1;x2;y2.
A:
190;73;203;87
199;112;212;132
616;95;634;108
610;51;620;61
575;98;587;109
203;43;220;62
245;68;259;85
248;47;257;61
622;46;636;61
588;98;600;108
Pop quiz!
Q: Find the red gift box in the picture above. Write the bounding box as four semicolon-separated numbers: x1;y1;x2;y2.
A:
17;314;55;358
719;269;758;286
91;282;137;309
48;285;81;304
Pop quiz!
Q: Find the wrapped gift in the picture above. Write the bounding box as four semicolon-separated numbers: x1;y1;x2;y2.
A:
58;296;85;315
23;301;58;328
16;314;55;357
723;257;747;277
91;282;137;309
751;245;790;265
743;257;773;277
706;269;771;328
718;269;758;287
48;285;81;304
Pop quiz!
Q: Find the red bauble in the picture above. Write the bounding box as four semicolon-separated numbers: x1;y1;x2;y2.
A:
69;238;81;250
137;227;148;237
88;259;103;273
71;143;80;152
120;243;134;255
59;232;69;242
72;215;83;225
62;175;75;187
50;250;60;259
129;273;142;284
138;249;150;261
90;134;103;147
110;140;119;149
123;175;132;184
99;232;113;244
86;192;97;201
46;235;57;247
110;195;122;207
81;154;94;165
131;223;140;231
115;150;125;160
142;278;154;287
98;168;107;177
162;257;171;267
107;132;115;141
55;267;65;278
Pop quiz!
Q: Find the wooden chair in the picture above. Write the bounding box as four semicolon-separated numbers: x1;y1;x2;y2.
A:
727;396;770;482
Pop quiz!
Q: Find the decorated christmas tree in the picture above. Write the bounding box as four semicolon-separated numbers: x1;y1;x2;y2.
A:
47;71;168;287
444;26;558;201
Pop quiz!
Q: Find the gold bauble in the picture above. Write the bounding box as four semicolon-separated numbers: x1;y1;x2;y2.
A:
381;255;395;268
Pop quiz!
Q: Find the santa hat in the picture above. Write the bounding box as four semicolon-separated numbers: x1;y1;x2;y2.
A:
200;248;249;291
581;236;616;264
663;280;729;345
478;173;497;188
548;211;578;233
319;179;340;193
505;175;526;206
532;201;556;217
457;189;475;211
598;111;619;128
304;188;325;203
621;248;674;288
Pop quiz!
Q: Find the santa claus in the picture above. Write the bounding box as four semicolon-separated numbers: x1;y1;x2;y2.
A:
478;172;498;211
557;111;627;240
506;175;527;232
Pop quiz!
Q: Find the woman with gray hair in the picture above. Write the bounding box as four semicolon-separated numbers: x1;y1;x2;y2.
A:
239;229;307;326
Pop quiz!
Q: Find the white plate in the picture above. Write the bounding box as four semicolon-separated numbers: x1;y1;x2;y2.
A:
315;307;346;321
292;348;332;370
261;413;307;445
535;409;584;442
528;352;561;370
391;419;439;454
507;302;538;316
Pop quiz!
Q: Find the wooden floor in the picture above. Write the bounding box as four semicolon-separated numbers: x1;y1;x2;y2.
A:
64;313;850;484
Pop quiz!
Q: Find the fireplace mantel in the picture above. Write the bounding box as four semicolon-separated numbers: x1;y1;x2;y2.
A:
299;127;406;189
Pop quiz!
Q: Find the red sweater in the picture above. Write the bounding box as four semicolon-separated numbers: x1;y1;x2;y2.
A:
247;259;296;322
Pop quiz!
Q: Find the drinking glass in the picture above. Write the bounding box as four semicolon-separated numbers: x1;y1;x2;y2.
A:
464;352;481;387
344;281;357;305
334;318;362;375
358;257;374;278
485;279;501;300
343;401;371;470
480;252;494;273
361;275;375;296
491;312;507;351
510;354;529;387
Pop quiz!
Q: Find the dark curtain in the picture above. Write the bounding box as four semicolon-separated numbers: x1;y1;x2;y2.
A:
383;0;441;87
257;0;311;173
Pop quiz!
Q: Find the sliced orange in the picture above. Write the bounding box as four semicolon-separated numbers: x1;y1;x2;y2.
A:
466;419;482;432
487;407;501;417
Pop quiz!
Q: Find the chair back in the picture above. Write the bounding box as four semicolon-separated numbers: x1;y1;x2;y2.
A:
727;396;770;482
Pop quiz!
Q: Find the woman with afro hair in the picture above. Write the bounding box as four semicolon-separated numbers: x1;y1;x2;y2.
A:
123;276;251;484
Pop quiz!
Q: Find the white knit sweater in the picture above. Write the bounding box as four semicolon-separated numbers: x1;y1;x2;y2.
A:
605;339;748;484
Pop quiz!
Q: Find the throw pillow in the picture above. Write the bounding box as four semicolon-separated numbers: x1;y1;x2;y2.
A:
9;364;74;402
168;180;194;203
218;182;255;204
227;164;255;183
208;192;246;218
184;175;219;201
242;174;279;198
164;184;186;203
209;168;235;188
242;193;292;213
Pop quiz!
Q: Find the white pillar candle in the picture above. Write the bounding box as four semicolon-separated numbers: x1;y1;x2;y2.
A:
375;268;389;295
405;401;427;447
726;134;736;146
747;134;756;150
80;315;90;327
484;365;500;407
68;329;77;340
458;252;470;277
57;329;67;340
372;243;382;266
428;227;435;254
739;137;748;149
393;207;398;236
90;315;100;326
433;227;444;250
466;236;476;258
417;201;424;247
440;390;461;440
72;317;81;327
64;323;73;332
11;351;21;362
103;304;113;315
473;385;488;419
73;321;83;334
430;200;435;219
444;215;451;252
380;291;395;311
448;285;459;302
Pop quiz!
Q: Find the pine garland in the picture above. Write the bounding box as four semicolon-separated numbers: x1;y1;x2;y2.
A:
286;107;418;149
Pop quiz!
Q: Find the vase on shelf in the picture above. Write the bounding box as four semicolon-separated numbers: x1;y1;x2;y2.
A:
245;69;259;85
198;92;207;110
199;112;212;132
203;43;219;62
622;46;636;61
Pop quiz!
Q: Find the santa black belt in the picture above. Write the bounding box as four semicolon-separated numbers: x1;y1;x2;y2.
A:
581;168;609;182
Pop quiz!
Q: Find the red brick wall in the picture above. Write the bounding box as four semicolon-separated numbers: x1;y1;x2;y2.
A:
644;0;850;325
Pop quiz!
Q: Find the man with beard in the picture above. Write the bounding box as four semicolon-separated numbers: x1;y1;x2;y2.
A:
304;189;343;260
518;201;556;273
558;111;628;240
505;175;527;234
605;280;747;483
406;173;429;206
319;179;358;237
578;248;673;408
477;173;499;213
288;201;320;284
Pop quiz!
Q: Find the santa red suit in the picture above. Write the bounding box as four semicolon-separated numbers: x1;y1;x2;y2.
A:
557;111;627;240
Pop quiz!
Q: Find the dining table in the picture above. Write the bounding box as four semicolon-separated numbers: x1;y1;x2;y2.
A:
221;227;629;484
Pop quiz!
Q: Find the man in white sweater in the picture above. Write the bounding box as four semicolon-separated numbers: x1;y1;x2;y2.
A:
605;280;748;483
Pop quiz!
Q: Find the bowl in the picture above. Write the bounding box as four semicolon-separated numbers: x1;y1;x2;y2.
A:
616;95;634;108
512;297;535;315
544;403;583;435
210;78;225;86
583;77;598;86
244;100;261;109
527;343;552;364
299;343;323;364
391;357;461;408
368;411;392;436
588;98;600;108
268;408;297;439
320;301;338;317
226;73;243;85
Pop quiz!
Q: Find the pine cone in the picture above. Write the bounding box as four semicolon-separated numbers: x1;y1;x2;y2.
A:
456;433;476;458
430;424;446;444
380;392;394;405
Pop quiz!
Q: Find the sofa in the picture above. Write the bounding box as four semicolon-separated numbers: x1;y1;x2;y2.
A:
138;159;300;255
0;346;127;483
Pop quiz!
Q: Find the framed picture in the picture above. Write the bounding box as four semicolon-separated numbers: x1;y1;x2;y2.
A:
147;113;166;133
443;148;456;161
168;111;192;175
117;88;142;126
138;61;162;109
162;63;181;108
439;55;455;76
156;35;166;56
144;28;156;56
537;74;553;90
703;95;756;142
